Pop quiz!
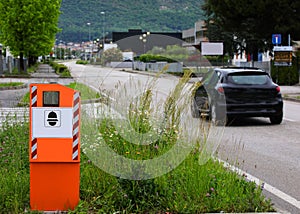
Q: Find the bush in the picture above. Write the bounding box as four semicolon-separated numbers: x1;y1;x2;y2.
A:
271;54;300;85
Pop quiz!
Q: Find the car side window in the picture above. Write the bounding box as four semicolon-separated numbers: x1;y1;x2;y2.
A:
209;70;220;85
220;76;225;83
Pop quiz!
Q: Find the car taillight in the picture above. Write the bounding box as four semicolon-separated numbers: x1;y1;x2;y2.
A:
217;87;224;93
276;86;280;93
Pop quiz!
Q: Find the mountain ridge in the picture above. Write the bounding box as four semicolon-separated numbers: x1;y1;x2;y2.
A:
57;0;204;42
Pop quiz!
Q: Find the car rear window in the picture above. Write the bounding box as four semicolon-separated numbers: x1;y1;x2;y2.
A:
228;73;268;85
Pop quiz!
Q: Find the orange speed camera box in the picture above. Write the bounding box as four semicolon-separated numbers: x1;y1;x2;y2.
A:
29;83;80;211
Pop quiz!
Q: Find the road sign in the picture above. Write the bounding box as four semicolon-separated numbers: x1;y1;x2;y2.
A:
272;34;281;45
273;46;293;66
201;42;224;55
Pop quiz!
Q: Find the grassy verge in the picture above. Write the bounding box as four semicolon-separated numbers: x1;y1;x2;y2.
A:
283;94;300;101
0;121;275;213
0;82;24;88
67;82;100;100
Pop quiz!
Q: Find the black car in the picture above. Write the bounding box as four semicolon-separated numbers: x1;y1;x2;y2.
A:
191;67;283;125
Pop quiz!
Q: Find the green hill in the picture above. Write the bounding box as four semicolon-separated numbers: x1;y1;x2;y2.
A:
57;0;204;42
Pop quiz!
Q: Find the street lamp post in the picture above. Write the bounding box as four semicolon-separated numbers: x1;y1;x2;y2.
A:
139;32;150;54
96;38;101;58
87;22;91;42
100;12;105;49
59;40;62;60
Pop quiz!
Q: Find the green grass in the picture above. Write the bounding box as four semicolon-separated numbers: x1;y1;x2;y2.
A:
0;121;30;213
0;120;275;213
0;82;24;88
67;82;100;100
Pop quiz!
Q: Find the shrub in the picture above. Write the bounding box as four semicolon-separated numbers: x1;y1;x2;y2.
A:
48;61;71;77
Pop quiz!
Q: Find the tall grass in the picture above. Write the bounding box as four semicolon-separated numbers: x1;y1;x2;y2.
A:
0;121;29;213
78;68;275;213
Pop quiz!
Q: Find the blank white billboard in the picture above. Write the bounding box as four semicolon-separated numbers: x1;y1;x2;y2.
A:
201;42;224;55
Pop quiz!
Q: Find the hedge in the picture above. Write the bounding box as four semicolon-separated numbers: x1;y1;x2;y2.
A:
271;53;300;85
137;54;177;63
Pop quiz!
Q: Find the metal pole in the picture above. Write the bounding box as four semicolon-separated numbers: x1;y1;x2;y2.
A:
101;12;105;49
87;22;91;42
60;41;62;60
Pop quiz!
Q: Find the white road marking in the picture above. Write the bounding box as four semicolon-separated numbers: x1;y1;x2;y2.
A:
219;159;300;210
284;117;296;122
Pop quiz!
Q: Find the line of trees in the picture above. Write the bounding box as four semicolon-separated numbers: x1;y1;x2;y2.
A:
0;0;62;71
202;0;300;59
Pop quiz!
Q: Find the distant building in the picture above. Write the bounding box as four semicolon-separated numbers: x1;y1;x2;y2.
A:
112;29;182;54
182;20;209;50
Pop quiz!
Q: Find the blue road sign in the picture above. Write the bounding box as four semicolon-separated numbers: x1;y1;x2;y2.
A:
272;34;281;45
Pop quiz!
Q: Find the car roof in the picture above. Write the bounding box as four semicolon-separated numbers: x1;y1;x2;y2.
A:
214;66;265;74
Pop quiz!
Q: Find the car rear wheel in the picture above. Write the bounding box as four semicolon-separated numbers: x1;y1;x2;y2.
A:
210;103;227;126
191;99;200;118
270;113;283;125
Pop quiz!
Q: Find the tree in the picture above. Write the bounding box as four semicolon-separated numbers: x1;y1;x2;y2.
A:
101;48;123;65
202;0;300;60
0;0;61;71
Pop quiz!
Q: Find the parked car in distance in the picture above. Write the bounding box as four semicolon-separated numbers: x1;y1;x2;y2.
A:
191;67;283;125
